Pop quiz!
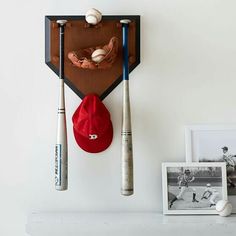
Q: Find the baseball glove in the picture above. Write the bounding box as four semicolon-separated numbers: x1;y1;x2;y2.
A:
68;37;118;70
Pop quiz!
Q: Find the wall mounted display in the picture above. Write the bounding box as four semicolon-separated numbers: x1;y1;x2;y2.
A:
162;162;227;215
185;124;236;212
45;12;141;195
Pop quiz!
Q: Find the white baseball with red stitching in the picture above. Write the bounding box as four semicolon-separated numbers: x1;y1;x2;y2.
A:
216;200;232;216
85;8;102;25
91;49;107;63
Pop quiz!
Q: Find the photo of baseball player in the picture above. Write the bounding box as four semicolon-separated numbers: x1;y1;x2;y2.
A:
221;146;236;188
199;145;236;195
169;169;199;208
186;126;236;196
167;166;224;210
201;183;220;207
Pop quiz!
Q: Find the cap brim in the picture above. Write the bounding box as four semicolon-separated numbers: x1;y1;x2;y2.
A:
73;121;113;153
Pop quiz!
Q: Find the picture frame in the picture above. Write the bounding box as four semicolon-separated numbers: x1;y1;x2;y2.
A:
162;162;227;215
185;124;236;212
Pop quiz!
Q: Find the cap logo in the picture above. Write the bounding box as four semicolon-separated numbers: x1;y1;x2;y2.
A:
89;134;98;140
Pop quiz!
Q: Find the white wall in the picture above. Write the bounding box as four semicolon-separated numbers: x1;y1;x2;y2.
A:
1;0;236;235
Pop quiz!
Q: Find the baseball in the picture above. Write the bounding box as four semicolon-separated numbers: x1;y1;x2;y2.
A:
91;49;107;63
85;8;102;25
216;200;232;217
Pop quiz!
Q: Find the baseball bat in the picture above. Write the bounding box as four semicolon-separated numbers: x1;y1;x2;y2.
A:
120;19;133;196
55;20;68;191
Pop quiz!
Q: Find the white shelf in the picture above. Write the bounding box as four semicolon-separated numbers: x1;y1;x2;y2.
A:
26;212;236;236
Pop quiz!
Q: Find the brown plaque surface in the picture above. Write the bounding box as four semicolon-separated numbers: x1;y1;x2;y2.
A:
45;15;140;100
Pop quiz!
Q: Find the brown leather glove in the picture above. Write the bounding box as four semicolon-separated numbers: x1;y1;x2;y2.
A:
68;37;118;70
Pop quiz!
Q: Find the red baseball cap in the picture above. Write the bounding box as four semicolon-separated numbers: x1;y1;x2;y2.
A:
72;94;113;153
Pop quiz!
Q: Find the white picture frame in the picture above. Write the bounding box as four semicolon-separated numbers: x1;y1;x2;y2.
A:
162;162;227;215
185;124;236;212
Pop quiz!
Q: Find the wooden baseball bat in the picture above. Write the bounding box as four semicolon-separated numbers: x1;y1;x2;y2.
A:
120;19;133;196
55;20;68;191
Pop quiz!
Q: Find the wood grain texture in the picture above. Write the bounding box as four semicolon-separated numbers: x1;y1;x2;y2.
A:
45;15;140;100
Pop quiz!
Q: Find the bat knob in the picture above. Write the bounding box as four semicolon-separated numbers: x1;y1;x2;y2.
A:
57;20;68;26
120;19;131;24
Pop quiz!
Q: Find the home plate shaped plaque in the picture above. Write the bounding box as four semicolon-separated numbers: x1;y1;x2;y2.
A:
45;15;140;100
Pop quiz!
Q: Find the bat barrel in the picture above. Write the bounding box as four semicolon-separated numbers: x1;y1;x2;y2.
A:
121;80;133;196
121;19;133;196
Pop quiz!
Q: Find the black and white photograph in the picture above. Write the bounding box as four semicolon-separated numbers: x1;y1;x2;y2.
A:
162;162;227;215
186;126;236;195
185;125;236;198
